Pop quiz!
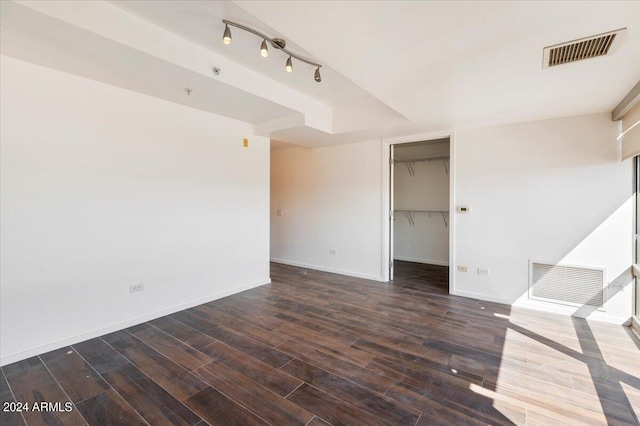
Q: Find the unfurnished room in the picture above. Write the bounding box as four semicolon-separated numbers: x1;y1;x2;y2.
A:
1;1;639;425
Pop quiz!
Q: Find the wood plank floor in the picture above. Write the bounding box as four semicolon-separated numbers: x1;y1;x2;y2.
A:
2;261;639;425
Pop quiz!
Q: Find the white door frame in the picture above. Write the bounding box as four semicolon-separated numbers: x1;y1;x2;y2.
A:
633;156;640;336
389;144;395;281
381;131;456;292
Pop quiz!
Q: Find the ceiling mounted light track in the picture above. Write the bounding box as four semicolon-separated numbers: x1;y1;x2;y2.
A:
221;19;322;83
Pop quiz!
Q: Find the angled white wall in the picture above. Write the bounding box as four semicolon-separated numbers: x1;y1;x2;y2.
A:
453;113;633;323
270;141;384;281
0;56;271;365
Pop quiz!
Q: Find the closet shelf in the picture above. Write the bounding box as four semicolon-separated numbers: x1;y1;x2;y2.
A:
395;156;449;176
393;210;449;227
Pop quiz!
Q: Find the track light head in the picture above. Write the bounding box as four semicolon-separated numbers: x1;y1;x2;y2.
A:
222;24;232;45
285;56;293;73
260;40;269;57
314;67;321;82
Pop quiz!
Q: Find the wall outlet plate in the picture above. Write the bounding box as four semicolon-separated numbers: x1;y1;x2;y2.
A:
478;268;489;276
329;249;336;255
457;265;467;272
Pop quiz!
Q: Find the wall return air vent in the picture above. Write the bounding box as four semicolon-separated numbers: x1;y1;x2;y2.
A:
529;261;606;311
543;28;625;68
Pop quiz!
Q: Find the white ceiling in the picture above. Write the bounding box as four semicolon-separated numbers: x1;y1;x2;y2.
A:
2;1;639;148
108;0;372;106
237;0;640;129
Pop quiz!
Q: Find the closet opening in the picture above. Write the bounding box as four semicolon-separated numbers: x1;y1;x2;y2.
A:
389;137;451;292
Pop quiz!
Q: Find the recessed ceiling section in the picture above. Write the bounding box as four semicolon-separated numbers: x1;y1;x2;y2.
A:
270;139;299;151
0;1;298;124
269;120;452;149
108;0;374;106
332;96;409;134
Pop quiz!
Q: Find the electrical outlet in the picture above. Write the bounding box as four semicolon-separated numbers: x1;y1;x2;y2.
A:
457;265;467;272
478;268;489;276
130;283;144;293
329;249;337;255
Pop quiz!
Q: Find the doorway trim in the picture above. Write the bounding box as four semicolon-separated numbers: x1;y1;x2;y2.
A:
381;131;456;292
633;155;640;337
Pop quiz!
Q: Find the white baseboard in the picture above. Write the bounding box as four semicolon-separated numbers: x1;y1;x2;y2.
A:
449;289;630;325
393;256;448;266
513;298;629;324
0;278;271;366
450;289;510;304
631;316;640;339
270;258;385;282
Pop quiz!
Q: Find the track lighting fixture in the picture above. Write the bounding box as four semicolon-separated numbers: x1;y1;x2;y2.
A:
222;24;232;45
221;19;322;82
260;40;269;58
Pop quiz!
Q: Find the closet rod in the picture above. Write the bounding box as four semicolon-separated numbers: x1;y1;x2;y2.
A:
393;210;449;213
394;210;449;227
397;156;449;175
394;156;450;164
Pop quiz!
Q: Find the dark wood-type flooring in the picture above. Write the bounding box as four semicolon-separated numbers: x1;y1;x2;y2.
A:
2;261;639;425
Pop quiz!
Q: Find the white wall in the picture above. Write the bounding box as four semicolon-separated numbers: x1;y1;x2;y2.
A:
0;56;271;365
393;141;450;265
454;113;634;323
270;141;384;281
271;113;633;324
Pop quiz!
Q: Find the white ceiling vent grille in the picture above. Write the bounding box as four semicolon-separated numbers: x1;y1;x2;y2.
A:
543;28;625;69
529;261;606;310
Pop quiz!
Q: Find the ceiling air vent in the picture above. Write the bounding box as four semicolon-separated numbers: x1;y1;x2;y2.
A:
543;28;625;69
529;261;606;311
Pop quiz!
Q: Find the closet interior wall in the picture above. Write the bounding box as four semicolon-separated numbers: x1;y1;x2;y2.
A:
394;139;450;266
